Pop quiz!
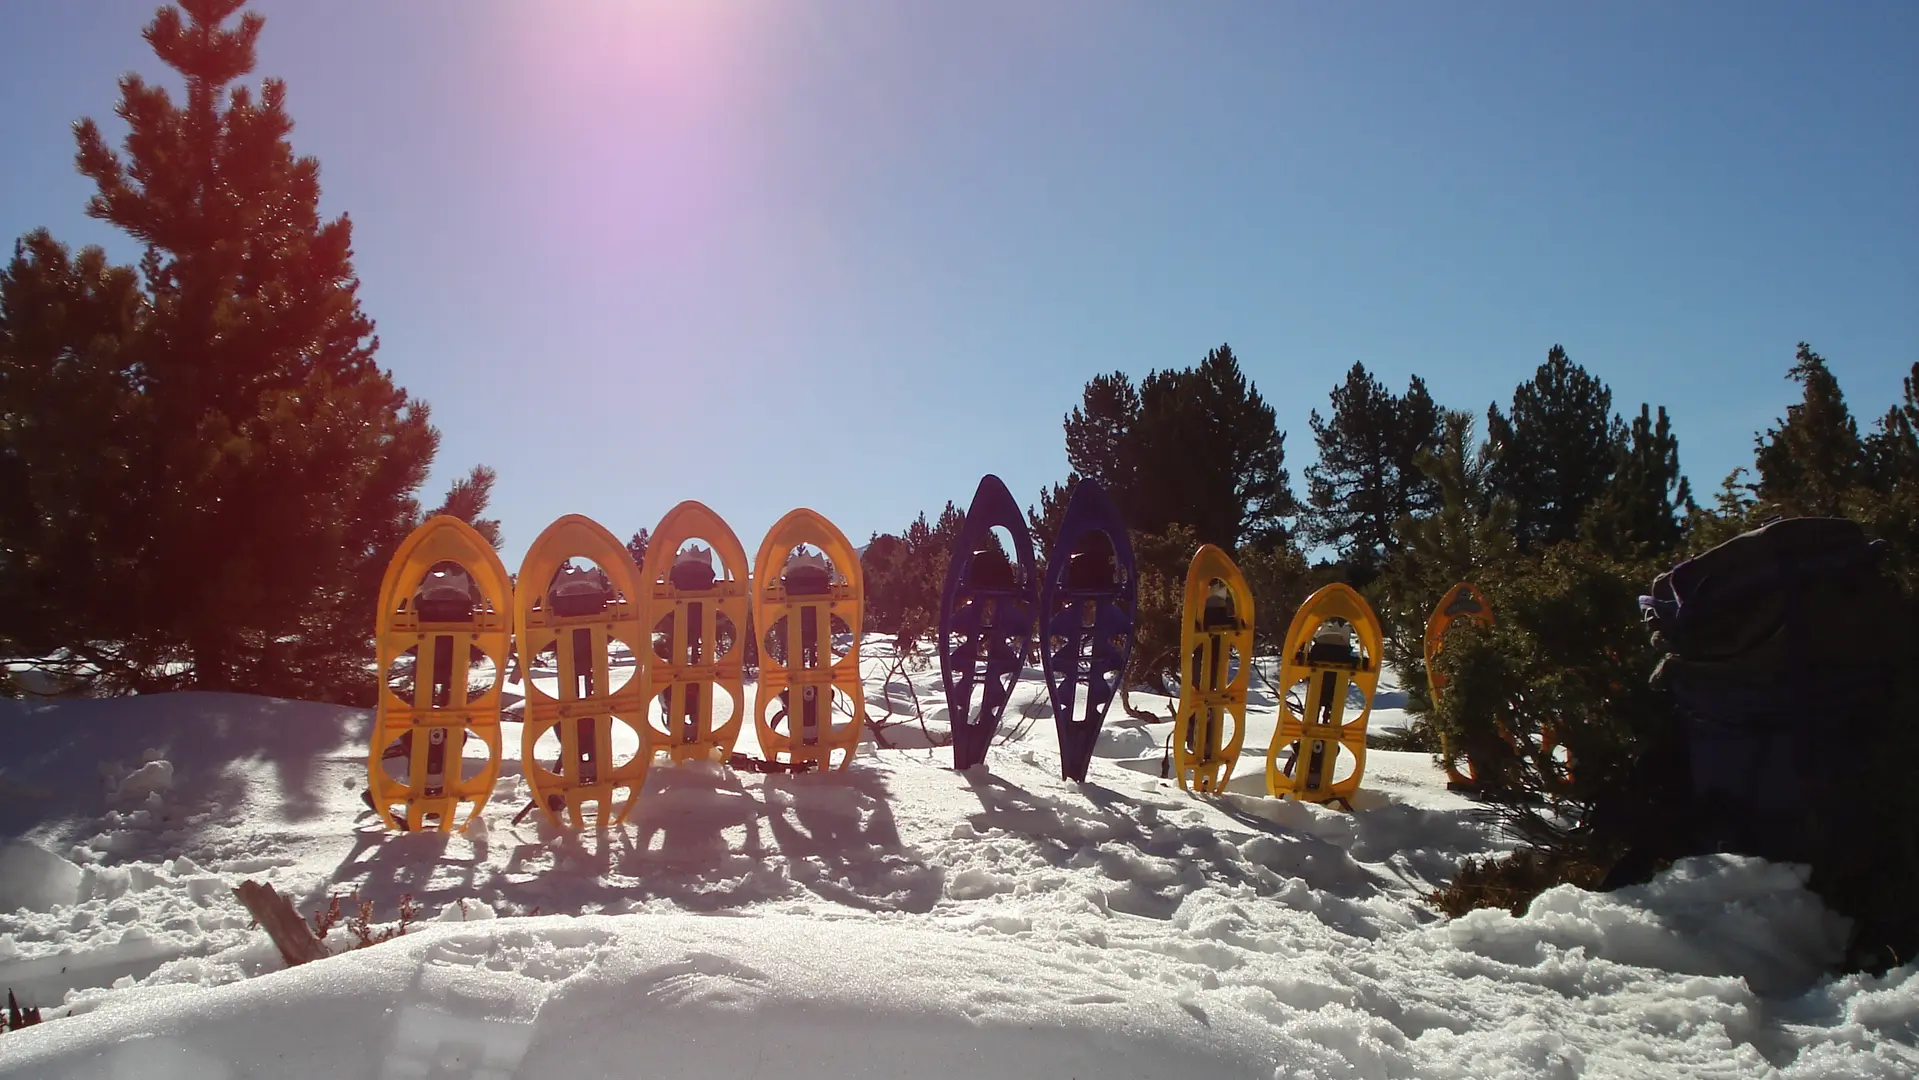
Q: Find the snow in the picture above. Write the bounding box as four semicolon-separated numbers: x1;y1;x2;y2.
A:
0;646;1912;1078
0;843;82;915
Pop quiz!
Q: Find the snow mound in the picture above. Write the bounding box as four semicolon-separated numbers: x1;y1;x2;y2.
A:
0;915;1281;1080
1443;855;1852;995
0;841;84;914
104;758;174;806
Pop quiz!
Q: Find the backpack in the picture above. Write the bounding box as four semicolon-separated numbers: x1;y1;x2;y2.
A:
1639;516;1896;865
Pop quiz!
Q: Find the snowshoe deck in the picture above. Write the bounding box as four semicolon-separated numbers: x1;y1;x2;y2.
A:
369;515;511;833
1173;544;1252;793
1266;583;1381;805
752;509;866;771
1038;480;1136;783
939;474;1039;772
515;515;650;828
640;500;750;765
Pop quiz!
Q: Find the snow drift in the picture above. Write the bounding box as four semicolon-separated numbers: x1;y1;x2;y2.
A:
0;653;1912;1078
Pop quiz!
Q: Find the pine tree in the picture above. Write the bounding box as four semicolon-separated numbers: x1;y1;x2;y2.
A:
1377;410;1516;708
1131;345;1295;549
0;233;151;680
1234;539;1312;666
0;1;480;701
1581;404;1690;561
1391;375;1445;529
1304;363;1395;566
626;528;649;569
1058;345;1294;552
859;533;910;634
860;501;965;657
1303;364;1443;571
1864;363;1919;490
1858;362;1919;595
1027;478;1074;568
1682;467;1762;555
1485;346;1624;551
1392;412;1515;602
1042;345;1303;694
1061;374;1140;522
1121;524;1201;709
1427;544;1670;853
429;465;502;549
1752;343;1863;516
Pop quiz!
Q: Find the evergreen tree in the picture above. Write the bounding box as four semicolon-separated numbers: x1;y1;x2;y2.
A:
1234;539;1313;668
860;501;964;657
1027;478;1074;569
859;533;909;632
1304;363;1394;566
428;465;502;549
1377;410;1516;709
1120;524;1201;709
1041;345;1302;692
1485;346;1623;550
0;0;479;701
1391;374;1445;529
1061;374;1140;521
1131;345;1295;549
0;233;151;679
1427;542;1669;847
1851;362;1919;602
1395;412;1513;592
1303;364;1443;571
1752;343;1863;517
1057;345;1294;553
1681;467;1762;555
1047;372;1141;575
1581;404;1690;561
627;528;649;569
1864;362;1919;493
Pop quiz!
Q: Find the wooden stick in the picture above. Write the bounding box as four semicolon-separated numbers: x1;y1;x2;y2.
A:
233;880;329;967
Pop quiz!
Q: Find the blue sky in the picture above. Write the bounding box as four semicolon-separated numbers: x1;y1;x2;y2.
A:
2;1;1914;571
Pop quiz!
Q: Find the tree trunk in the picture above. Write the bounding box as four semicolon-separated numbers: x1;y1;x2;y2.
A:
191;633;231;691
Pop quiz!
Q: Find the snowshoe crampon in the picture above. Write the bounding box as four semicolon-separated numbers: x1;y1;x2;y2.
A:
1038;480;1137;783
1173;544;1252;793
641;500;751;766
1266;583;1381;806
370;515;511;833
753;509;865;772
515;515;650;828
938;474;1039;771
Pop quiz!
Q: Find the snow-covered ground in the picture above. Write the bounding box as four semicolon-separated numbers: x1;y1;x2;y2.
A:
0;645;1913;1078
